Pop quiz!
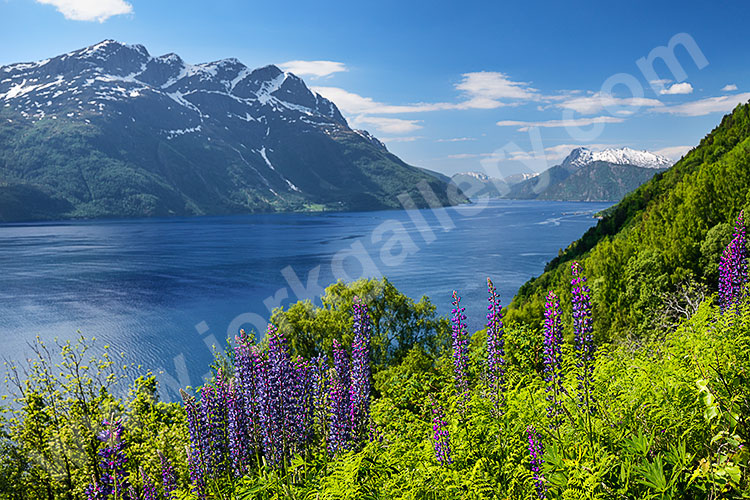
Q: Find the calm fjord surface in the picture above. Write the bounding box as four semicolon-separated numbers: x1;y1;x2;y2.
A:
0;200;609;396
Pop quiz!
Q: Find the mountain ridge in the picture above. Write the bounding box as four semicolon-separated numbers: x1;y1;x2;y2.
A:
0;40;463;221
505;147;671;202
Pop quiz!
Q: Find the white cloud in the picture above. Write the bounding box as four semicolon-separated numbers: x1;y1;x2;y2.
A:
436;137;476;143
722;84;738;92
278;60;347;78
380;136;422;143
653;145;692;160
445;143;612;164
660;82;693;95
351;116;423;134
312;72;535;117
556;92;663;114
311;86;454;114
454;71;538;107
654;92;750;116
496;116;624;132
447;153;490;160
35;0;133;22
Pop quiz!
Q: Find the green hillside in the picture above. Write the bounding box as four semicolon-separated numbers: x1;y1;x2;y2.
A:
507;101;750;338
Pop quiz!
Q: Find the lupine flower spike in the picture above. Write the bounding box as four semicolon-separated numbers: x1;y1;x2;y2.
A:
328;339;351;455
141;469;157;500
543;290;566;429
526;425;547;499
719;210;747;311
431;400;452;465
485;278;506;409
85;419;131;500
349;297;373;441
451;290;469;397
158;451;177;499
570;262;595;414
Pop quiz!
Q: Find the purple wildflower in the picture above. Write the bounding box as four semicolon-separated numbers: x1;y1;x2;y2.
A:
200;373;230;476
349;297;373;441
543;290;566;429
431;401;452;465
719;210;747;311
290;356;314;453
311;354;330;441
85;419;131;500
485;278;506;407
235;341;263;452
451;291;469;396
264;324;293;465
227;379;250;477
84;478;107;500
158;451;177;498
328;339;351;455
141;469;157;500
181;390;207;499
571;262;595;412
527;425;546;499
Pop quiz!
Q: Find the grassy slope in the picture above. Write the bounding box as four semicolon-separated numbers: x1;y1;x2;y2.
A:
506;102;750;339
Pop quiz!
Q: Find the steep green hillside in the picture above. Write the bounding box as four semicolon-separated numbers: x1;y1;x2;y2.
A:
507;101;750;338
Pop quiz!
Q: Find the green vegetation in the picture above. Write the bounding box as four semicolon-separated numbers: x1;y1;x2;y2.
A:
1;104;750;499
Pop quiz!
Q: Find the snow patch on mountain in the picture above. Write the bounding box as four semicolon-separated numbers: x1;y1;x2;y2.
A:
562;147;672;169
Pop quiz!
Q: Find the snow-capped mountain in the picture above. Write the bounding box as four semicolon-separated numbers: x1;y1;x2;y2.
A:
561;147;673;169
0;40;459;221
506;146;673;202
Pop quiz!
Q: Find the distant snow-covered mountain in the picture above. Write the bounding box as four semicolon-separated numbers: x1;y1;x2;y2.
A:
505;146;673;202
561;147;673;170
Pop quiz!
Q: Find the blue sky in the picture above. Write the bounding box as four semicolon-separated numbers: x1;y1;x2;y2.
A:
1;0;749;176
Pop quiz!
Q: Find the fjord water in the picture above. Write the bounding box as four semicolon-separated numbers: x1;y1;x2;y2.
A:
0;200;609;398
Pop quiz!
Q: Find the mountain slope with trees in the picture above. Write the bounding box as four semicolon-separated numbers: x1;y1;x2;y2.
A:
507;101;750;338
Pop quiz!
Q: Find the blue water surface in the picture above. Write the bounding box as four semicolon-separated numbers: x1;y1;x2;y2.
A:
0;199;610;398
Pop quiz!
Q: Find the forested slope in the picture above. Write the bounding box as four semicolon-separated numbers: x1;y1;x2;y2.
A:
507;101;750;338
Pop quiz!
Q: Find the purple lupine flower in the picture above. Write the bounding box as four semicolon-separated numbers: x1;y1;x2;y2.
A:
85;419;131;500
328;339;351;455
227;379;250;477
485;278;506;408
571;262;595;412
431;401;452;465
141;469;157;500
158;451;177;498
234;341;263;452
181;389;207;499
264;324;293;465
719;210;747;311
450;291;469;396
311;354;329;442
543;290;566;429
527;425;546;499
289;356;314;454
85;478;107;500
349;297;373;441
200;374;230;477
